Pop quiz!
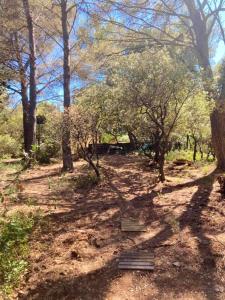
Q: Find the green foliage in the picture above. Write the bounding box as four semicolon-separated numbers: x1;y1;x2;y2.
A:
166;150;202;161
0;212;34;295
101;133;115;143
32;142;60;164
36;103;62;156
0;106;23;157
101;133;129;143
0;161;22;173
74;172;100;190
0;134;21;158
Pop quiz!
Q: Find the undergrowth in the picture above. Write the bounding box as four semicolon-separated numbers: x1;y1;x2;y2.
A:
0;212;36;296
0;161;22;173
166;150;215;164
166;150;202;161
74;172;100;189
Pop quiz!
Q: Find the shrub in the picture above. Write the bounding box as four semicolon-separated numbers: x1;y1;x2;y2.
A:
74;172;100;190
0;212;34;295
32;142;60;164
0;135;21;158
165;150;202;162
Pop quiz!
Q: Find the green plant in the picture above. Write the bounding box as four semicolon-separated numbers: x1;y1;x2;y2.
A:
74;172;100;190
0;135;21;158
30;142;60;165
166;150;203;162
0;212;35;295
0;162;22;173
25;197;38;206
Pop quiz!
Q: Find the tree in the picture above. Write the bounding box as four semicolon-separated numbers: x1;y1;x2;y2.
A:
0;0;56;154
58;0;74;171
106;49;197;181
182;92;212;161
100;0;225;169
22;0;37;153
70;105;100;177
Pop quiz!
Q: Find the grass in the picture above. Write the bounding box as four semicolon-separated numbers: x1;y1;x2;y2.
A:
0;161;22;174
165;149;213;162
0;212;36;296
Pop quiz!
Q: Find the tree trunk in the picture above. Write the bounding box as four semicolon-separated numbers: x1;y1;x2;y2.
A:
192;136;197;161
183;0;225;169
199;145;204;160
14;31;32;153
89;159;100;178
158;152;165;182
186;135;190;150
211;107;225;169
22;0;37;153
61;0;73;171
128;130;137;149
154;141;160;162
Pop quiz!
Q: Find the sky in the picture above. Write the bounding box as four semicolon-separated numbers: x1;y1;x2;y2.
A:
214;41;225;65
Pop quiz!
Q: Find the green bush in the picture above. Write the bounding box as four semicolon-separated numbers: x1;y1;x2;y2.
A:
165;150;203;162
0;135;21;158
32;142;60;164
0;212;34;295
74;172;100;190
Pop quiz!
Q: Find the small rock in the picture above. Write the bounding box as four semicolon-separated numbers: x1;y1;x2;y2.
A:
215;285;224;293
173;261;181;267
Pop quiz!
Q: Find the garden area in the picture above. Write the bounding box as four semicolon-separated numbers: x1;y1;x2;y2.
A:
1;1;225;299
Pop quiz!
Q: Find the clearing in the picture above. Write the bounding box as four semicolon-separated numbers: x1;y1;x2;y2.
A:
1;155;225;300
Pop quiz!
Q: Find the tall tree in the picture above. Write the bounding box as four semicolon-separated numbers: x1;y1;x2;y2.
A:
0;0;58;154
100;0;225;169
22;0;37;153
60;0;74;171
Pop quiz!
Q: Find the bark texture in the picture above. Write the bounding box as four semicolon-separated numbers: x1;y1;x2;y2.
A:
61;0;73;171
184;0;225;169
22;0;37;153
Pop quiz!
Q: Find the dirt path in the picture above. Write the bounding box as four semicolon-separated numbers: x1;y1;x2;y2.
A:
3;155;225;300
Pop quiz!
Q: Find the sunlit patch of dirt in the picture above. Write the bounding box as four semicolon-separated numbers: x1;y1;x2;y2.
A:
1;155;225;300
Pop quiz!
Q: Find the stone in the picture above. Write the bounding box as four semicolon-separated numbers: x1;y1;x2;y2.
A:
214;285;224;293
173;261;181;267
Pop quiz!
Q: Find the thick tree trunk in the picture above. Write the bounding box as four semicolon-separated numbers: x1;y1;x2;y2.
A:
184;0;225;169
211;107;225;169
13;32;34;153
22;0;37;153
61;0;73;171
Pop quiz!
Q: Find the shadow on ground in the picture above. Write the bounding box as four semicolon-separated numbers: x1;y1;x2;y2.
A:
18;156;223;300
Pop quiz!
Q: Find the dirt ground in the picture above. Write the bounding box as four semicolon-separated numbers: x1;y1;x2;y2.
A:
2;154;225;300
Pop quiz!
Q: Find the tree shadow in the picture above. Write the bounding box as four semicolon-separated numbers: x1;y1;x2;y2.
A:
20;164;220;300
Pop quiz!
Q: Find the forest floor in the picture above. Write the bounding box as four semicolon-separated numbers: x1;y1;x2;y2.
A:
1;154;225;300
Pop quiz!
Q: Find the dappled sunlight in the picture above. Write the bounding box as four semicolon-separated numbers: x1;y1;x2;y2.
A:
1;155;221;299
